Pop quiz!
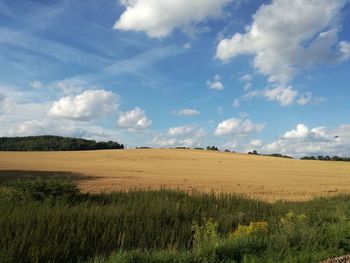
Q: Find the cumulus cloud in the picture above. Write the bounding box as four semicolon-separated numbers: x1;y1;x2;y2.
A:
49;90;118;121
0;118;122;142
244;86;323;106
167;125;195;136
151;125;206;148
282;124;310;139
151;136;200;148
207;74;224;90
263;86;299;106
114;0;231;38
214;118;264;136
0;90;122;142
117;107;152;131
216;0;350;84
171;108;201;116
262;123;350;157
4;119;78;137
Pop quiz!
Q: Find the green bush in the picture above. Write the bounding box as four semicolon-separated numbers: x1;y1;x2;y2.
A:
192;218;219;260
6;178;80;201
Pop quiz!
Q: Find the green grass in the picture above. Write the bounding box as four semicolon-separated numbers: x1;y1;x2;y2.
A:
1;178;350;262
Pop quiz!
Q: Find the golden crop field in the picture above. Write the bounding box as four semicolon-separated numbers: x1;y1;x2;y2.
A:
0;149;350;201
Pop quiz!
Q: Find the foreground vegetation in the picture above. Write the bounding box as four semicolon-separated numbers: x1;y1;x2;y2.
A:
0;136;124;151
1;178;350;262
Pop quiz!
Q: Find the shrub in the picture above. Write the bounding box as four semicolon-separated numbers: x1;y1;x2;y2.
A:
270;211;319;255
6;178;80;201
231;221;268;238
191;218;219;260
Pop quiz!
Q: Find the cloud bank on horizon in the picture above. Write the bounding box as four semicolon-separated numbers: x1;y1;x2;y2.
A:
0;0;350;157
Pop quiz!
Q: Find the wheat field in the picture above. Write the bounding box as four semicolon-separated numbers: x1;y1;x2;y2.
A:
0;149;350;201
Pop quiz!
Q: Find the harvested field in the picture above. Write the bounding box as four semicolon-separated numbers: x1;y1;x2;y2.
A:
0;149;350;201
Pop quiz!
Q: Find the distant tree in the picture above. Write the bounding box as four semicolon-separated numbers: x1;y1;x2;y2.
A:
332;156;342;161
301;155;350;162
207;146;219;151
269;153;292;159
301;156;316;160
0;136;124;151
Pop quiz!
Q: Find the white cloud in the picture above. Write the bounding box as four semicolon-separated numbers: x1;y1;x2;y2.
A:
0;93;6;112
151;125;206;148
232;99;240;108
262;123;350;157
151;136;200;148
282;124;310;139
0;93;14;113
244;86;323;106
151;137;178;147
183;43;192;49
0;85;124;142
0;118;123;142
240;74;252;82
207;74;224;90
243;83;252;92
243;139;264;153
30;81;43;89
167;125;195;136
114;0;231;38
216;0;350;85
214;118;264;136
117;107;152;131
339;41;350;61
296;92;325;106
49;90;118;121
172;108;201;116
263;86;299;106
0;91;123;142
5;119;77;137
53;81;84;95
250;139;263;147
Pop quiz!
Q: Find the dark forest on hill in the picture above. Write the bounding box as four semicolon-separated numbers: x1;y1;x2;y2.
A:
0;136;124;151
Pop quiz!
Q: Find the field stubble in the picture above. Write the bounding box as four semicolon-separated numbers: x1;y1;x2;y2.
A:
0;149;350;201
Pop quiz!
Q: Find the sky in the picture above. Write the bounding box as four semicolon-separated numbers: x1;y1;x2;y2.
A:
0;0;350;157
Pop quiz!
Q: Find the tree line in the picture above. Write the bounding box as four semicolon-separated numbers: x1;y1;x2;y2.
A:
0;136;124;151
301;155;350;162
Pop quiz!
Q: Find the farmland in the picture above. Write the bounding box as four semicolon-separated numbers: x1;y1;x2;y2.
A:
1;149;350;201
2;149;350;262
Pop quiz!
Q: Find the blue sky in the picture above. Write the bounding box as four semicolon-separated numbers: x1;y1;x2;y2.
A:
0;0;350;157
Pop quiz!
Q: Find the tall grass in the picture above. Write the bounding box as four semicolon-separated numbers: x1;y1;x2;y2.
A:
1;178;350;262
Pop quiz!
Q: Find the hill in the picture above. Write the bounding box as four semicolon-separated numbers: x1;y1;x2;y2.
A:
1;149;350;201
